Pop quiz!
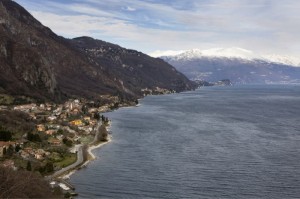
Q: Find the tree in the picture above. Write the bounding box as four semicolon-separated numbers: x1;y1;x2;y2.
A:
15;145;21;152
0;167;62;198
63;138;72;147
44;162;54;173
6;145;14;157
26;161;32;171
27;132;42;142
57;129;64;134
0;129;12;141
94;112;100;120
98;125;108;142
81;105;88;114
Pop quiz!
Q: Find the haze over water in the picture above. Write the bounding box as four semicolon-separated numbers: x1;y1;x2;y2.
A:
70;85;300;198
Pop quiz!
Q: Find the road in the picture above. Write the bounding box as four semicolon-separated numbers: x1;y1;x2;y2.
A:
49;145;83;179
48;120;102;179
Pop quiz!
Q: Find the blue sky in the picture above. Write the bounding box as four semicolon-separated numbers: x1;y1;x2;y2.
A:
14;0;300;56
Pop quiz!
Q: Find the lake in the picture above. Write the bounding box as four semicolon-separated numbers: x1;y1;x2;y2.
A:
70;85;300;198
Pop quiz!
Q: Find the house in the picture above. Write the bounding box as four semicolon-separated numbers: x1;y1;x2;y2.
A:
59;113;67;120
56;135;64;141
13;104;37;112
35;153;44;160
48;138;61;146
29;113;36;120
45;103;52;111
89;120;97;126
34;149;47;160
71;108;79;115
37;124;46;132
39;104;45;110
47;116;57;121
84;116;91;121
0;106;8;110
23;147;33;154
88;108;98;113
45;130;56;135
70;120;82;126
47;124;60;130
20;150;30;159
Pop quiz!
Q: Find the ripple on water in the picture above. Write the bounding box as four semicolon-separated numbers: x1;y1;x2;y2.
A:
70;85;300;199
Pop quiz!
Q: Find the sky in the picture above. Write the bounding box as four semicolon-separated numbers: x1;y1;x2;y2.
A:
14;0;300;57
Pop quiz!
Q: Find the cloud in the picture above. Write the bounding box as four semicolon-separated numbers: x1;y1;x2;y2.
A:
123;6;136;12
149;50;186;57
14;0;300;56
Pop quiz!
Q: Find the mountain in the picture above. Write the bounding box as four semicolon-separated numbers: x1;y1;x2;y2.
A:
0;0;194;103
69;37;194;96
160;48;300;84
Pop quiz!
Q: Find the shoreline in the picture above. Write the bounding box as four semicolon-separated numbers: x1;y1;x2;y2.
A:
81;135;112;168
49;123;112;182
48;93;181;194
51;102;144;192
59;136;112;180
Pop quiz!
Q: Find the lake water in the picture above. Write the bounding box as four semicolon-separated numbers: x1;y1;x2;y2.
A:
70;85;300;198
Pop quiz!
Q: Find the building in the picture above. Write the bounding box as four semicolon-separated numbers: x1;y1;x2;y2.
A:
45;130;56;135
48;139;61;146
37;124;46;132
47;116;57;121
84;116;91;121
13;104;37;112
70;120;82;126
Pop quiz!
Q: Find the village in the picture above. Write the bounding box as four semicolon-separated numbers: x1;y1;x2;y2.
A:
0;96;121;176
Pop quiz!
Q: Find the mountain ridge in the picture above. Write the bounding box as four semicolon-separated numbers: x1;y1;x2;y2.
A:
0;0;195;103
160;48;300;84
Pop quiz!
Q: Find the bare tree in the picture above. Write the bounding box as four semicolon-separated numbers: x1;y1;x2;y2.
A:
0;167;62;198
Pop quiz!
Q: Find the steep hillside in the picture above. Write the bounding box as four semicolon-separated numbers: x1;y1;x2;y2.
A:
69;37;193;95
0;0;195;103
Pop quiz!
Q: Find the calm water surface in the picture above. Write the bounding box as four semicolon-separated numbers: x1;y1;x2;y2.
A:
70;85;300;198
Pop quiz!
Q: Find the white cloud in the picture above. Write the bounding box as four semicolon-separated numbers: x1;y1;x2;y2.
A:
14;0;300;57
149;50;186;58
123;6;136;12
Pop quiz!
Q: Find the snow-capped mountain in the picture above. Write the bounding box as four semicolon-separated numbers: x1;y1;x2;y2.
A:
165;47;259;61
157;48;300;84
262;55;300;67
152;47;300;67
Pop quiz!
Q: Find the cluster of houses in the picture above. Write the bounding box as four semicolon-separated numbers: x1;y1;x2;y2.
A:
0;140;49;160
19;147;50;160
141;87;175;96
0;99;110;169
